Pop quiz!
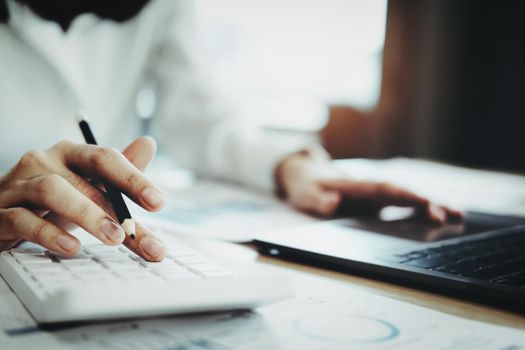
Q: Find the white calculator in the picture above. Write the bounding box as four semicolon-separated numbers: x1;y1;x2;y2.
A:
0;242;290;324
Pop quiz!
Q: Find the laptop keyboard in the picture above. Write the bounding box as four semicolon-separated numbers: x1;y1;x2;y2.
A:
386;229;525;288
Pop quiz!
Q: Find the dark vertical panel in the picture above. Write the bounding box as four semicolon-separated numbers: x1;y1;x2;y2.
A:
375;0;525;171
0;0;7;22
443;1;525;170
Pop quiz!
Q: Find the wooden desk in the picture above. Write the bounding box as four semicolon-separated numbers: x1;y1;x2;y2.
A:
252;252;525;330
197;233;525;330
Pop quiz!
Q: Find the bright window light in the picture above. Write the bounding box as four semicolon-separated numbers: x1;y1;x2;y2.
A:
196;0;387;131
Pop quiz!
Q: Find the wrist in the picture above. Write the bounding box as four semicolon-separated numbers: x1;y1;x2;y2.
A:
274;147;331;199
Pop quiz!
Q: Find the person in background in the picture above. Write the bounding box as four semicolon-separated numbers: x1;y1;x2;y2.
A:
0;0;462;261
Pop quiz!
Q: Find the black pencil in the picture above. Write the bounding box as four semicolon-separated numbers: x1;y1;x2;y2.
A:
76;112;136;240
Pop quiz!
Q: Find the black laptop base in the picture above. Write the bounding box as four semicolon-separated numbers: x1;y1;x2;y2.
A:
254;231;525;314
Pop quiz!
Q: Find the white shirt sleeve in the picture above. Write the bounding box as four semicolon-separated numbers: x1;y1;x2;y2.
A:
149;0;305;191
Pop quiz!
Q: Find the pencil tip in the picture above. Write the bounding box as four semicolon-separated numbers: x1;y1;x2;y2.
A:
121;219;136;239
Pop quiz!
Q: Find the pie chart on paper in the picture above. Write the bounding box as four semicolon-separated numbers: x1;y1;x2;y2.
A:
292;313;399;344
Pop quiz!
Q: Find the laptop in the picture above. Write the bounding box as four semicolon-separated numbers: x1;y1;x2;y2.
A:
254;211;525;312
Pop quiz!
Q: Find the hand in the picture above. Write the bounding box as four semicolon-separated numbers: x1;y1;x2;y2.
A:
0;137;167;261
276;150;463;223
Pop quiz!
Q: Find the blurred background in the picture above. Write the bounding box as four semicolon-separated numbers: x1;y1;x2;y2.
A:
195;0;525;173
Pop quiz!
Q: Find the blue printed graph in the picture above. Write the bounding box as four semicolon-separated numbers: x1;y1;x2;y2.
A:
292;313;399;344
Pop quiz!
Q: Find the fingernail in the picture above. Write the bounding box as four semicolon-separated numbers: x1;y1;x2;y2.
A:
57;235;78;252
101;218;125;242
142;188;164;208
140;236;166;259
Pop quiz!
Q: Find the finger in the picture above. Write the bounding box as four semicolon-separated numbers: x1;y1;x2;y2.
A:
89;136;157;190
122;136;157;172
0;207;80;255
421;203;447;224
322;180;430;207
0;212;19;242
14;174;125;245
53;141;165;211
313;190;341;216
50;166;124;224
289;182;342;217
44;212;77;231
44;169;146;244
123;222;166;262
444;207;464;221
418;204;464;224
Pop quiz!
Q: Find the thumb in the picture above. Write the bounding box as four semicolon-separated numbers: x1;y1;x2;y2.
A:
122;136;157;172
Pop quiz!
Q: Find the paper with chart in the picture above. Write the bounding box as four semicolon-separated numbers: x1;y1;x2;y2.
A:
134;181;316;242
2;273;524;350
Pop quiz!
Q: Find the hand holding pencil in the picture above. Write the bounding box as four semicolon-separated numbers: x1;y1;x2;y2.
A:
0;115;167;261
77;114;137;240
